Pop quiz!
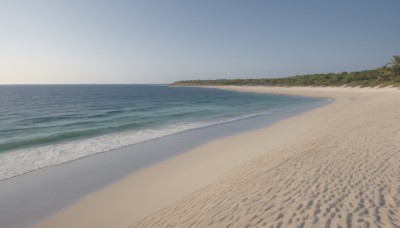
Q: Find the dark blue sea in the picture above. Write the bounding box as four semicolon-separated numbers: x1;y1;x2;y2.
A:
0;85;321;180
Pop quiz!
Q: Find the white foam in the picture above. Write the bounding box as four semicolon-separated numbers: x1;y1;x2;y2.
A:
0;112;268;180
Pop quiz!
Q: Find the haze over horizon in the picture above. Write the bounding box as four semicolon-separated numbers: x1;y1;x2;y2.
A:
1;0;399;84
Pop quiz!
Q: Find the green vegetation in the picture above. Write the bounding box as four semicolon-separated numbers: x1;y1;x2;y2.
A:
173;56;400;87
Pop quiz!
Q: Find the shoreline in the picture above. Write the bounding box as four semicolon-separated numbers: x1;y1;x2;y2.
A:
37;86;397;228
0;87;325;228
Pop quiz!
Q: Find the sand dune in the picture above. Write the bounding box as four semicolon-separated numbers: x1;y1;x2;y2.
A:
132;86;400;228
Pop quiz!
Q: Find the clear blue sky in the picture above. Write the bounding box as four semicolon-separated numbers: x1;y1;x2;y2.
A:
1;0;399;84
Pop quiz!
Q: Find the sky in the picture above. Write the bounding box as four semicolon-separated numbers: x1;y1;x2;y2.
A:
1;0;399;84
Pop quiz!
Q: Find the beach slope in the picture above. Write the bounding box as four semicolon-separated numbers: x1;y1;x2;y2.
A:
39;86;400;228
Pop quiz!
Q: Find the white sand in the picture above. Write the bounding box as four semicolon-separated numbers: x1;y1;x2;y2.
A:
38;86;400;228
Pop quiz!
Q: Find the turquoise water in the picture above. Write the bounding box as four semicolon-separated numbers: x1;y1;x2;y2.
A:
0;85;320;180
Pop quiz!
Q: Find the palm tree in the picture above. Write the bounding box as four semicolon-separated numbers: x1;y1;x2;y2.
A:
387;55;400;81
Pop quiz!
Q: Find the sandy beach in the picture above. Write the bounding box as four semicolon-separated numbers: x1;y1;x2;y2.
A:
38;86;400;228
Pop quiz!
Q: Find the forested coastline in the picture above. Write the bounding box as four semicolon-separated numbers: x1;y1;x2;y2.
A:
173;56;400;87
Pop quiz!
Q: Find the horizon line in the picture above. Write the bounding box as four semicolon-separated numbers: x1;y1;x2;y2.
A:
0;83;171;86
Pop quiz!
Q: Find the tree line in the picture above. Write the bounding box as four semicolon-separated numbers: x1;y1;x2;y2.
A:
173;56;400;87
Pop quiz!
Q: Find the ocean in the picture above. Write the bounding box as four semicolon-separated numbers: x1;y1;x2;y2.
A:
0;85;321;180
